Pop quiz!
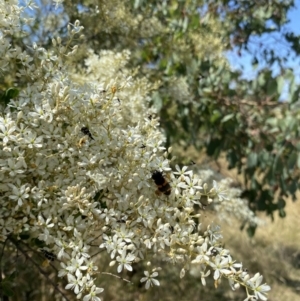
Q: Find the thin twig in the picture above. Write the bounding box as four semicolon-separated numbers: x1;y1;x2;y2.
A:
101;272;133;284
91;248;106;258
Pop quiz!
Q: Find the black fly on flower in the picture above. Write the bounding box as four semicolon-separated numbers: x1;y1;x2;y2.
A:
81;126;94;140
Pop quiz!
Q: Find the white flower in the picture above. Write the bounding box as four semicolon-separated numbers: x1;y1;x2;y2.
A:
173;165;193;177
99;209;116;224
65;272;84;295
2;159;25;177
28;103;53;122
17;50;33;67
177;175;202;195
192;242;210;264
116;250;135;273
37;215;55;243
8;183;30;206
207;224;223;244
212;180;229;201
200;269;211;286
56;239;69;260
72;240;90;258
58;262;69;278
22;131;43;148
140;271;160;289
83;285;104;301
209;255;232;280
247;273;271;301
66;257;88;277
0;121;16;145
109;235;126;259
114;224;134;243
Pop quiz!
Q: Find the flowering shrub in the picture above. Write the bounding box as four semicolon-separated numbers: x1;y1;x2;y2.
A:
0;2;270;301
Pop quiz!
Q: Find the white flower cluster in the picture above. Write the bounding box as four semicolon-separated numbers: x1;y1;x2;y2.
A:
0;2;270;301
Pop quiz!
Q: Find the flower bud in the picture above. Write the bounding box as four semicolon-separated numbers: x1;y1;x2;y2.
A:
234;283;240;290
180;268;185;278
109;261;116;267
17;111;23;120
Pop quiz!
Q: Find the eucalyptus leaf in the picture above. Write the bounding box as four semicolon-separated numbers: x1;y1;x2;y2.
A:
221;113;235;123
247;152;258;168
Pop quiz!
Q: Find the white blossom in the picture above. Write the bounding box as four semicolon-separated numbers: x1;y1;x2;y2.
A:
116;250;135;273
140;271;160;289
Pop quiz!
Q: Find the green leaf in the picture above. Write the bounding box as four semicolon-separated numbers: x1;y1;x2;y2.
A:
279;208;286;218
259;151;270;169
277;198;286;209
247;152;257;168
6;87;19;99
287;152;297;170
288;179;298;196
273;155;284;173
265;117;278;127
182;16;189;31
134;0;141;9
202;87;212;94
277;76;285;94
279;173;288;192
221;113;235;123
210;110;222;123
266;79;277;97
258;73;266;86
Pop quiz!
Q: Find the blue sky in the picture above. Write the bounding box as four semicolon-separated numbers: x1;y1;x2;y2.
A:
226;0;300;84
289;0;300;35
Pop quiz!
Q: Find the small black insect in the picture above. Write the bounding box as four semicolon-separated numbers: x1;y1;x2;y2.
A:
41;249;56;261
210;248;219;256
116;217;127;223
81;127;94;140
151;170;171;196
